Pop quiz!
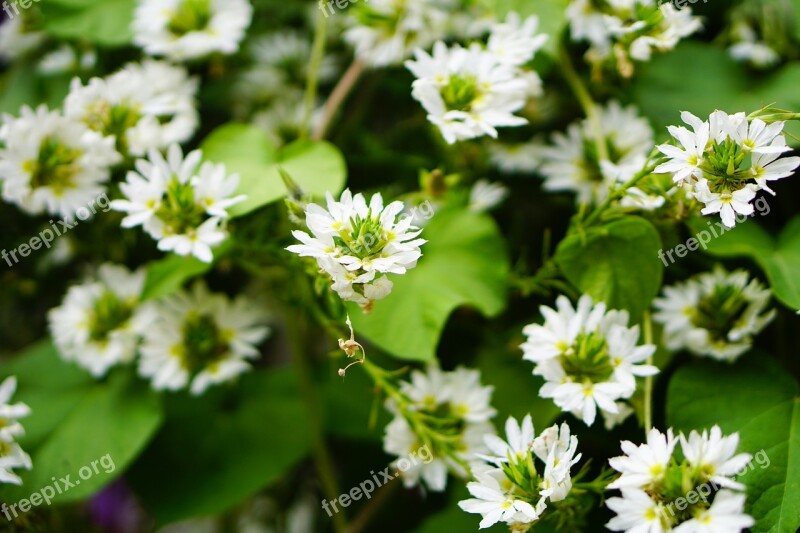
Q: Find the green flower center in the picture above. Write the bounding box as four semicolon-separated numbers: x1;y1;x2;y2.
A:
24;136;82;194
168;0;212;36
83;100;142;156
0;440;10;457
698;138;753;193
179;312;230;375
88;290;134;342
441;75;481;112
559;331;615;384
690;284;749;343
155;177;208;236
334;210;393;260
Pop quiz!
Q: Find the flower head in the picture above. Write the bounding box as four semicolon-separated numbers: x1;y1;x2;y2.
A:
0;376;32;485
287;189;425;309
137;282;269;395
653;266;775;361
522;294;658;426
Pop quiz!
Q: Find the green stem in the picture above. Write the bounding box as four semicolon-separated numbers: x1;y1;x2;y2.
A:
581;162;657;227
301;9;328;139
643;310;654;434
286;314;347;533
559;41;609;162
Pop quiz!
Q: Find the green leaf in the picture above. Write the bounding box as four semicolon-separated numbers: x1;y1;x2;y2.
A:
634;42;800;138
348;209;510;361
128;368;311;524
141;253;216;301
0;68;71;114
667;356;800;533
686;216;800;309
0;342;163;504
201;124;347;217
555;216;663;319
41;0;136;46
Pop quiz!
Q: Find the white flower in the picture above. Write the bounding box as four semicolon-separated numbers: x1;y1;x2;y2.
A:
65;60;199;157
287;189;425;309
137;282;269;395
536;101;654;205
679;426;752;491
459;468;540;529
728;22;780;68
48;264;151;377
469;179;509;212
383;366;496;491
488;141;542;174
405;41;530;144
112;144;245;263
609;428;677;490
38;45;97;75
133;0;253;61
0;15;45;62
0;376;32;485
0;105;120;218
482;414;535;465
653;267;775;361
672;490;754;533
694;179;757;228
522;294;657;426
487;13;548;68
606;488;668;533
343;0;450;67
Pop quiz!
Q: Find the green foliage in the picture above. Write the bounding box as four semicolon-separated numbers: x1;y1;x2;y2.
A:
201;124;347;217
0;342;163;504
41;0;136;46
127;368;311;524
349;208;510;361
555;216;664;320
141;252;216;301
687;216;800;309
667;356;800;533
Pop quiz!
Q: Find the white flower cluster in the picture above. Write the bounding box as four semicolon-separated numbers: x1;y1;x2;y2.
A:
532;101;664;208
654;266;775;361
0;105;120;219
0;377;32;485
522;294;658;427
49;264;152;378
459;415;581;530
405;13;547;144
65;60;199;157
133;0;253;61
287;189;425;310
138;282;270;395
607;426;753;532
49;266;269;395
567;0;701;77
655;110;800;227
729;20;780;69
112;144;245;263
343;0;452;67
383;367;496;491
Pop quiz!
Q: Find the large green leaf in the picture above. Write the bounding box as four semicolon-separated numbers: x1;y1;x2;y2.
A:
0;342;163;504
667;357;800;533
634;42;800;139
41;0;136;46
686;216;800;309
555;216;663;319
201;124;347;217
141;253;216;301
348;209;510;361
128;368;311;524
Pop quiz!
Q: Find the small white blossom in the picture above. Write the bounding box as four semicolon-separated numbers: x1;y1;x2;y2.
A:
522;294;658;426
287;189;425;309
609;428;677;490
133;0;253;61
48;264;152;377
0;105;120;218
0;15;45;62
137;282;269;395
672;490;754;533
0;377;32;485
469;179;509;212
653;267;775;361
679;426;752;491
112;144;245;263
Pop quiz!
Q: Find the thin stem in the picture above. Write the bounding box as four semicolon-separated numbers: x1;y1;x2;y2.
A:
559;41;609;162
301;9;328;139
346;479;399;533
643;310;654;434
312;59;366;140
286;315;347;533
581;162;657;227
